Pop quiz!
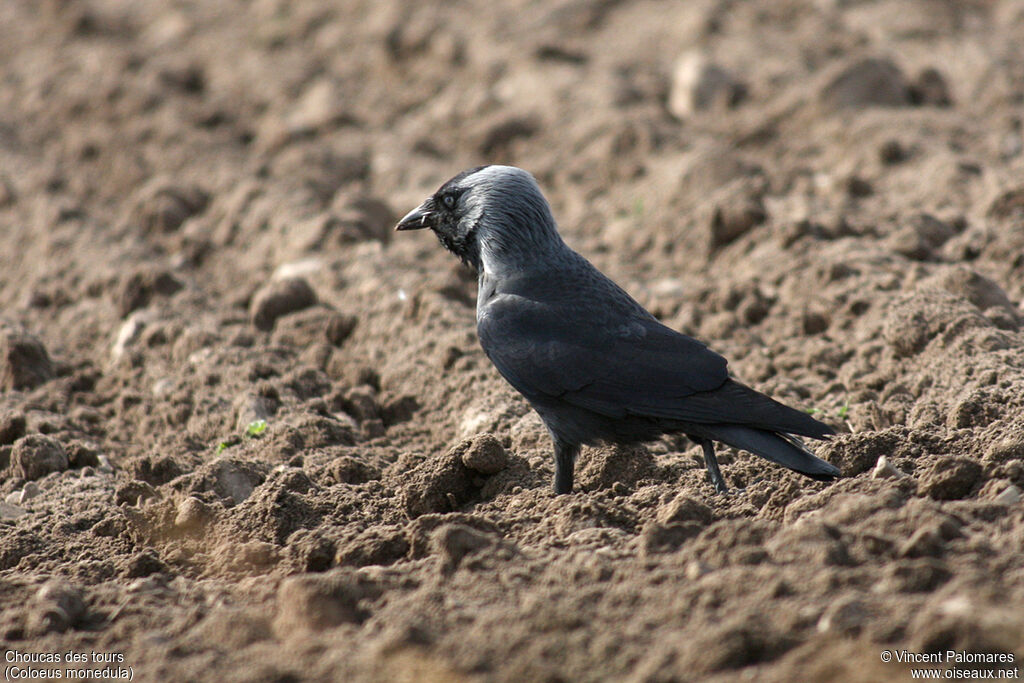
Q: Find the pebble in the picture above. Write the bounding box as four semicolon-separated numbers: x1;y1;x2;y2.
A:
134;182;209;234
27;580;86;635
994;484;1021;506
19;481;40;502
871;455;906;480
0;326;55;391
250;277;318;332
11;434;68;481
0;411;27;445
819;57;911;109
325;313;358;347
668;50;746;119
111;311;156;363
909;67;952;107
816;597;868;636
709;192;766;248
272;258;325;281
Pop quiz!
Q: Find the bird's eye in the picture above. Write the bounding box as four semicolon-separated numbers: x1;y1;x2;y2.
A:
442;194;457;209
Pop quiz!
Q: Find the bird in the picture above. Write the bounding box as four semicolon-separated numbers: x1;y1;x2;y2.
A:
396;165;840;495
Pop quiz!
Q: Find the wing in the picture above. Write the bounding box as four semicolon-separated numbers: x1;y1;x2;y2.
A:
476;292;732;422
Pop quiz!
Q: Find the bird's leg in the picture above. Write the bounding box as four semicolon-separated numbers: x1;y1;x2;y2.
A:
553;440;580;495
696;437;728;494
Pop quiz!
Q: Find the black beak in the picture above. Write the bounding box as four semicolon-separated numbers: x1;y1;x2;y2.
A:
395;200;434;231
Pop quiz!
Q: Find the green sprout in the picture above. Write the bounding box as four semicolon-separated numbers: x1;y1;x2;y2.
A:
807;399;851;421
213;420;268;454
246;419;268;437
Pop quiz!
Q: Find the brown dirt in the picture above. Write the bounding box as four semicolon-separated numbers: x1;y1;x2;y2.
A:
2;0;1024;681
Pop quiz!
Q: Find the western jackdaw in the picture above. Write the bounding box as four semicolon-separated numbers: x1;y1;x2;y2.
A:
397;165;839;494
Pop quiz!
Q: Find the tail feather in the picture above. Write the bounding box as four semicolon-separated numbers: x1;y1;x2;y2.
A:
703;425;840;481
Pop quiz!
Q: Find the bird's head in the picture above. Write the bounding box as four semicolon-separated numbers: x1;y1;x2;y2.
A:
396;165;563;274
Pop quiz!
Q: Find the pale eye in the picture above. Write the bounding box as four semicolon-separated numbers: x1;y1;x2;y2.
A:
442;194;456;209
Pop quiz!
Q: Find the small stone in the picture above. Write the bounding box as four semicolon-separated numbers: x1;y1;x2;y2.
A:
0;326;54;391
0;411;27;445
993;484;1021;506
97;455;114;473
820;57;911;109
668;51;747;119
18;481;40;503
26;580;86;635
4;491;21;505
175;496;213;530
116;269;183;317
709;193;766;248
11;435;68;481
801;309;830;335
845;176;873;198
111;310;156;363
452;434;507;475
871;455;906;480
909;68;952;107
879;139;908;164
134;182;209;234
817;597;868;636
898;526;944;559
250;277;318;331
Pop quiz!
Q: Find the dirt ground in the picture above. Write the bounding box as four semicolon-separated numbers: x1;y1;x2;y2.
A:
2;0;1024;680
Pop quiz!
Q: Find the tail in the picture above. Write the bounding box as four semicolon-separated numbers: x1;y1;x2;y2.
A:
702;424;840;481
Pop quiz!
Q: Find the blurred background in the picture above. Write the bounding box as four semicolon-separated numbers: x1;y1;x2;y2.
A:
1;0;1023;681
